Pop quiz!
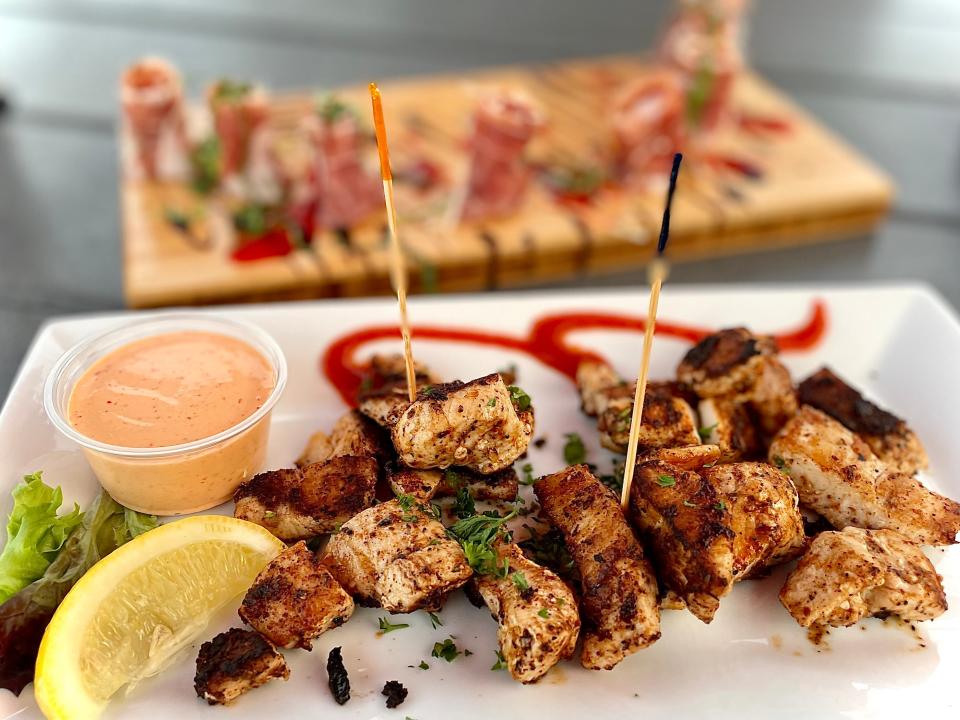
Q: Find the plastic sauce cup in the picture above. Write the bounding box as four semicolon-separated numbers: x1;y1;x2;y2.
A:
43;314;287;515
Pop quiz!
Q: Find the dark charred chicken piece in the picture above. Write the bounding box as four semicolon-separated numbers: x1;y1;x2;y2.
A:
769;406;960;546
473;542;580;683
677;327;797;439
597;382;701;456
325;498;472;612
194;628;289;705
297;410;392;467
356;354;441;427
386;465;520;503
700;462;806;579
239;541;354;650
534;466;660;669
390;374;534;474
629;460;735;623
780;527;947;628
234;456;378;541
798;366;928;475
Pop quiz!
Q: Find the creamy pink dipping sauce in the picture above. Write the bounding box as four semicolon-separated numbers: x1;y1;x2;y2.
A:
69;331;275;448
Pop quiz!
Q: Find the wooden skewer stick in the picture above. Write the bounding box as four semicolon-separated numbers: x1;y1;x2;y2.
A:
620;153;683;510
370;82;417;403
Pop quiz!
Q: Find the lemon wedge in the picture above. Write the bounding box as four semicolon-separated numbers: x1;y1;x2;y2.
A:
34;515;284;720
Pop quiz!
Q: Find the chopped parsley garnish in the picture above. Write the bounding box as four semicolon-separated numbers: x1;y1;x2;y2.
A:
317;95;353;124
487;397;497;407
773;455;787;470
507;385;532;411
420;385;440;398
444;468;463;490
697;423;718;440
519;524;577;584
510;571;530;592
656;474;676;487
378;617;410;634
396;494;415;511
563;433;586;465
232;204;268;236
189;136;220;195
682;500;698;508
212;78;252;103
491;650;507;671
431;638;460;662
427;611;443;629
417;660;429;670
538;608;550;619
714;501;726;512
447;508;518;577
452;486;476;519
401;513;418;523
519;463;536;486
263;510;277;519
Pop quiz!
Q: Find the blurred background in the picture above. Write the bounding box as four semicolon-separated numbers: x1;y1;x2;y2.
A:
1;0;959;399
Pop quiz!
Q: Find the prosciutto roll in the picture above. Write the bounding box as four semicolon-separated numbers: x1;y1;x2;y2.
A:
207;79;270;179
460;91;544;222
611;72;686;186
120;57;188;180
302;101;382;230
658;0;750;132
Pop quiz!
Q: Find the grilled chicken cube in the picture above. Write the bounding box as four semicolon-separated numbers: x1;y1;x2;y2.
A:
798;367;928;475
325;498;472;612
779;527;947;628
677;328;797;438
629;460;735;623
367;353;440;390
239;541;354;650
194;628;289;705
474;542;580;683
597;382;700;456
386;465;444;502
534;465;660;669
297;410;391;467
358;387;413;428
576;360;629;417
391;374;534;474
701;462;806;578
698;396;761;462
234;456;378;541
769;406;960;545
386;465;520;503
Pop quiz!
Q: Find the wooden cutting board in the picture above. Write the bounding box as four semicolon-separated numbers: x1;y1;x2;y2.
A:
122;55;893;308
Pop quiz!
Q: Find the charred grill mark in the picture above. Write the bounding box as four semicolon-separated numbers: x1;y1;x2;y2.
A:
681;328;762;377
798;367;902;436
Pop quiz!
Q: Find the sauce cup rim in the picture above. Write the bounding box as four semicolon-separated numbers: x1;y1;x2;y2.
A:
42;313;288;459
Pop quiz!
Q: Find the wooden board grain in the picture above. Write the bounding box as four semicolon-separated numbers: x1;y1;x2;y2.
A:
121;55;893;307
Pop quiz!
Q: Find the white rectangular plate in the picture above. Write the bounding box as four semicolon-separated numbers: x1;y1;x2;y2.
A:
2;284;959;720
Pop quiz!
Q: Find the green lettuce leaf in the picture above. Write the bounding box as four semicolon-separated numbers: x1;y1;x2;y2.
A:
0;489;157;694
0;472;84;604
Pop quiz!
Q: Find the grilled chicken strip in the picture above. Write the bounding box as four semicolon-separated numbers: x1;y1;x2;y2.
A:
325;498;473;612
629;460;735;622
780;527;947;628
597;382;701;456
234;456;378;541
769;406;960;545
239;541;354;650
576;360;629;417
391;374;534;474
473;542;580;683
535;465;660;669
698;396;761;462
194;628;289;705
798;367;928;475
701;462;806;578
297;410;391;467
677;327;797;438
387;464;520;503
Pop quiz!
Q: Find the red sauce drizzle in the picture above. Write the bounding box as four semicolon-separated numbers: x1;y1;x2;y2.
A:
322;299;827;405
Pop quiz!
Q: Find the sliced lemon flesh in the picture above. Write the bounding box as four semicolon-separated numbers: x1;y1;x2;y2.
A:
34;515;284;720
